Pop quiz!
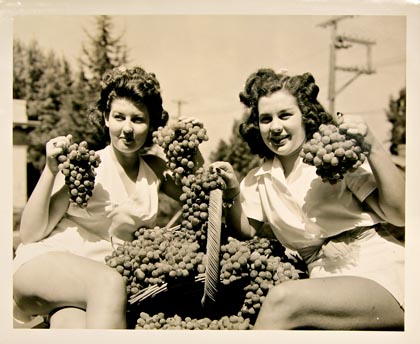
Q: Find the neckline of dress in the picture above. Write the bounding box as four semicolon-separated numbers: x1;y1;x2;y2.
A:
107;145;143;195
256;156;306;185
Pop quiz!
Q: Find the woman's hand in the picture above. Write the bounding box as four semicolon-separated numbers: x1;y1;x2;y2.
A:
178;116;204;128
338;115;375;147
45;135;72;174
209;161;240;199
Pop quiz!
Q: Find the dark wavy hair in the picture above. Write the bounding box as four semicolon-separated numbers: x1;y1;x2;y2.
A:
88;66;169;148
239;68;335;159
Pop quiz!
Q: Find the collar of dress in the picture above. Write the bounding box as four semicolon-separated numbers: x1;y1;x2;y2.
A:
253;155;306;182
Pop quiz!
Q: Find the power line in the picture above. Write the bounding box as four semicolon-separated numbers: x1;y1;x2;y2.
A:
343;109;387;115
375;57;405;68
172;99;187;119
318;16;377;116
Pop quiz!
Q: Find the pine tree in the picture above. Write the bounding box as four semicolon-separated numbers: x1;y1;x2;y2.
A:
27;51;75;170
57;15;129;152
21;40;48;121
80;15;129;92
209;118;262;181
13;40;27;100
386;88;406;155
14;16;130;173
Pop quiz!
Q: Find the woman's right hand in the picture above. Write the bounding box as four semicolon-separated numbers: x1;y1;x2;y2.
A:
209;161;240;199
45;135;72;174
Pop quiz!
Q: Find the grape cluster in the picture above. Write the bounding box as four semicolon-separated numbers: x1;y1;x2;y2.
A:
153;119;226;246
219;237;251;286
135;312;252;330
179;168;226;245
300;123;371;184
218;237;301;322
56;137;101;207
152;120;209;184
240;257;299;321
105;226;206;297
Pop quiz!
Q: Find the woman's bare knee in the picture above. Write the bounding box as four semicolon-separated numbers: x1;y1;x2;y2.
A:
254;281;301;329
90;267;126;296
86;266;127;309
49;307;86;329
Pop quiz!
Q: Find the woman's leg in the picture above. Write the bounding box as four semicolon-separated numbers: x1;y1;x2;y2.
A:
49;307;87;329
253;276;404;330
13;251;127;329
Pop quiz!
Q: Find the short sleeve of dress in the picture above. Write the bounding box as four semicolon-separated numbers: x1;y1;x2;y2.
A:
240;168;266;222
344;161;377;203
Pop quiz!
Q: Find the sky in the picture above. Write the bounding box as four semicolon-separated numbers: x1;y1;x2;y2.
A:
12;14;406;161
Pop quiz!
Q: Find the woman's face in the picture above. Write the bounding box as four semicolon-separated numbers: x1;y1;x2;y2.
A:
258;89;306;158
105;97;150;155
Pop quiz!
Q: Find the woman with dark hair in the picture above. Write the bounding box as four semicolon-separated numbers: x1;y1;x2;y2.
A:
13;66;197;328
212;68;405;330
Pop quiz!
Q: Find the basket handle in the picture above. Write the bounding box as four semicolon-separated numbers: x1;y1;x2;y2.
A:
201;188;223;306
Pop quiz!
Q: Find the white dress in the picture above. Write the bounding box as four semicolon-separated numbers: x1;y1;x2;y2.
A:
13;145;160;271
240;156;405;307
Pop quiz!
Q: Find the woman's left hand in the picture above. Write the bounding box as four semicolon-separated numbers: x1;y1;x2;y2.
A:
339;115;375;147
178;116;204;128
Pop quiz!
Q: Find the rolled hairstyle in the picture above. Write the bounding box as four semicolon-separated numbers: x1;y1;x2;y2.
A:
88;66;169;148
239;68;335;159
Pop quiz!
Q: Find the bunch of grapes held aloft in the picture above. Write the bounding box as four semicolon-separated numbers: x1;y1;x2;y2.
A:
300;121;371;184
56;135;101;207
152;120;209;184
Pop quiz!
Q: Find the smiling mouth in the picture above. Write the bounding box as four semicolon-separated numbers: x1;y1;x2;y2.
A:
120;136;135;144
270;135;289;145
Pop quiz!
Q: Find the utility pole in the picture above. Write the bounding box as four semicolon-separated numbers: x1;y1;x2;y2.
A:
318;16;376;116
172;99;187;119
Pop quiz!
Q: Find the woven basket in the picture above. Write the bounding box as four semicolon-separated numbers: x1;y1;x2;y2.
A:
127;188;225;308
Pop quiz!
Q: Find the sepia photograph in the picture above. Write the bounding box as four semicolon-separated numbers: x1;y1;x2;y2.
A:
1;0;419;343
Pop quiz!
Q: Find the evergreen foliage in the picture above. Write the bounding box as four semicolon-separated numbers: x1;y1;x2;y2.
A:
80;15;129;92
386;88;406;155
209;118;262;181
13;16;129;171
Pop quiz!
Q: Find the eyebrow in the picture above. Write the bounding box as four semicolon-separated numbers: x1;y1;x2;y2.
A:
111;111;145;117
259;108;293;117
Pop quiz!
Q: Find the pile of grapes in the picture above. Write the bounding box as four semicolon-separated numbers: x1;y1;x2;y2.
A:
107;229;305;329
105;226;206;297
56;136;101;207
135;312;252;330
300;122;371;184
220;236;301;323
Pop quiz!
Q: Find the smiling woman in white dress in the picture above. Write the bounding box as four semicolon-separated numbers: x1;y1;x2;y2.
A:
13;66;197;329
212;68;405;330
